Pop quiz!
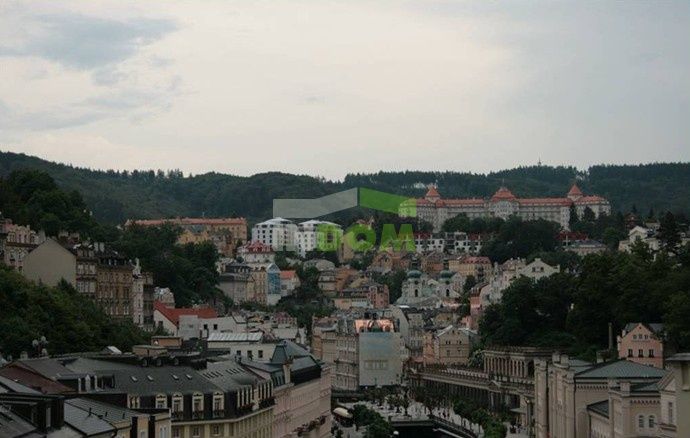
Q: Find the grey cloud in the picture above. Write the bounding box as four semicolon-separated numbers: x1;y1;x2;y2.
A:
0;12;177;70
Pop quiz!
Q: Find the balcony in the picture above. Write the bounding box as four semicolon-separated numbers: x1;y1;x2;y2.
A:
171;411;184;421
192;411;204;420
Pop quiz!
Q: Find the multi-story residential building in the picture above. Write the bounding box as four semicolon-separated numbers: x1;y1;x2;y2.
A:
334;316;404;391
74;242;98;299
422;325;477;366
311;317;339;381
251;218;298;252
153;301;218;335
389;306;426;365
237;240;275;264
534;353;666;438
242;340;332;438
279;270;299;297
295;220;343;257
219;262;254;303
395;270;460;308
0;217;46;272
407;184;611;231
414;231;483;255
617;323;665;369
333;276;389;310
448;255;492;283
95;244;135;320
131;259;156;328
250;263;281;306
6;352;276;438
128;217;248;257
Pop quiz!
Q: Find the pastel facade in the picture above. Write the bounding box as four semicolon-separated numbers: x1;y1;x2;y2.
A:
409;184;610;232
129;217;248;257
617;323;665;369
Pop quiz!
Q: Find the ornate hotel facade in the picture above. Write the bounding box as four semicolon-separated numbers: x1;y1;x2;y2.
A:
410;184;611;231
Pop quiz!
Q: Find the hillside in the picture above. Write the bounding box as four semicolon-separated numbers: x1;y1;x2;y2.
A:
1;151;689;224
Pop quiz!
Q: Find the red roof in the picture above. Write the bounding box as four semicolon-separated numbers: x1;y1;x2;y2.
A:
279;270;297;280
425;185;440;198
490;186;517;201
240;240;274;253
154;301;217;326
567;184;583;197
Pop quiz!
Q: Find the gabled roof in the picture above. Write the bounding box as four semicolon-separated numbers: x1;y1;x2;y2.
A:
575;359;666;379
568;184;584;197
623;322;664;336
153;302;217;327
491;186;517;201
425;185;440;199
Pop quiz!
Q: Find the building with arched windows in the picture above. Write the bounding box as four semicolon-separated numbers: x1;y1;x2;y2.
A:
406;184;610;232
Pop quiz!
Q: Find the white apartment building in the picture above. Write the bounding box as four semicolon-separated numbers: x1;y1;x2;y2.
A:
251;218;298;252
295;220;343;257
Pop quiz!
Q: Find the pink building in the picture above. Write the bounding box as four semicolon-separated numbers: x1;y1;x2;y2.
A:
617;323;665;369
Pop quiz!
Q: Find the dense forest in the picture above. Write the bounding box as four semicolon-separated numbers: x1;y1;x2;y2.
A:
479;244;690;358
2;151;689;224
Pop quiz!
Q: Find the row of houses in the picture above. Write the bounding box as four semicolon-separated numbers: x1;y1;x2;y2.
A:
0;338;331;438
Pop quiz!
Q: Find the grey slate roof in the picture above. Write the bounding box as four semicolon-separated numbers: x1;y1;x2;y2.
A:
624;323;664;335
63;399;124;436
0;405;38;437
63;357;221;395
576;360;666;380
587;400;609;418
199;361;260;391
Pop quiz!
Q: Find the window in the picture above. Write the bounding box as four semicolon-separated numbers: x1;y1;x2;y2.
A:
668;401;674;424
649;415;656;428
649;349;655;358
638;349;644;357
628;349;633;357
638;415;645;429
172;394;183;413
212;425;221;436
156;394;167;409
192;426;200;438
172;428;180;438
258;350;264;359
193;393;204;412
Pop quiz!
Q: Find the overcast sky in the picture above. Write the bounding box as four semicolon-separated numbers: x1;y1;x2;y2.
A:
1;1;688;179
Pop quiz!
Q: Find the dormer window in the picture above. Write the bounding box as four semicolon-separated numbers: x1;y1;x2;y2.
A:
193;392;204;412
156;394;167;409
172;393;183;413
128;396;140;409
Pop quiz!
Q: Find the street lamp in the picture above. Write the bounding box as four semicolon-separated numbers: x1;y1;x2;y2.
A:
31;336;48;357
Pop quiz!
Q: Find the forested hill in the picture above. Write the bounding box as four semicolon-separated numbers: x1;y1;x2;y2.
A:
1;151;689;224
